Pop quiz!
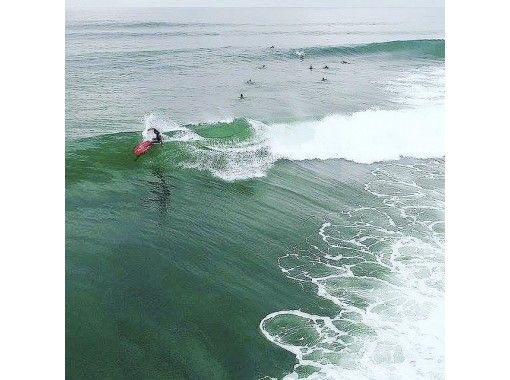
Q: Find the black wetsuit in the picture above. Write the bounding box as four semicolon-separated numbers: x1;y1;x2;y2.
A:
149;128;163;144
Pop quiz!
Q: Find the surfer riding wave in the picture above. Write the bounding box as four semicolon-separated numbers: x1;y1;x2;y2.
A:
147;127;163;145
134;127;164;158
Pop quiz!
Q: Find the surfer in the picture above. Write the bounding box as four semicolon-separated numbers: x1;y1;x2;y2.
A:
246;79;254;84
148;127;163;145
323;65;329;69
341;60;350;64
240;93;245;100
309;65;313;70
270;45;275;49
321;77;327;82
134;128;161;158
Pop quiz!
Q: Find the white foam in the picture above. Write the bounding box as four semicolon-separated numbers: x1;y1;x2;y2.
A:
141;113;186;140
264;105;444;165
179;120;272;181
384;66;445;107
260;162;445;379
142;113;197;142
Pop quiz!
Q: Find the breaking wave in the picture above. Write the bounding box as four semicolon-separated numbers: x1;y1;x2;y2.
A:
149;104;443;181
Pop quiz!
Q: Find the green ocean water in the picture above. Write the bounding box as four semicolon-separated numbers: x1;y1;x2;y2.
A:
66;7;444;380
66;131;364;379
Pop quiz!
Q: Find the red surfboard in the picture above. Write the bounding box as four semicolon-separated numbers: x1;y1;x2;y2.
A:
133;140;154;157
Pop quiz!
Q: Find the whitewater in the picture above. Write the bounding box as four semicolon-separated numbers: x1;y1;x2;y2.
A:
259;157;445;379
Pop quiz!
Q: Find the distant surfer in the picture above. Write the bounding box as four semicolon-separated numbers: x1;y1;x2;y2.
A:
309;65;313;70
240;93;245;100
341;60;350;64
246;79;254;84
270;45;275;49
147;127;163;145
321;77;327;82
323;65;329;69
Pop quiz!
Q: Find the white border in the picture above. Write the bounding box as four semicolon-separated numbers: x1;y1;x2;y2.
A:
446;0;510;378
4;1;510;378
3;0;65;378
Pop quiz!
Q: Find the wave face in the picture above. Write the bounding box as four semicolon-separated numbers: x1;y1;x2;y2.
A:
260;160;444;379
298;39;444;59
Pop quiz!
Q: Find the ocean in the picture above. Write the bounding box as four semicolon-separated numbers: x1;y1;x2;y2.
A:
66;7;445;379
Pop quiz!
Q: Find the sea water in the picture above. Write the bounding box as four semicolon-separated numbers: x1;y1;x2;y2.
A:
66;7;444;379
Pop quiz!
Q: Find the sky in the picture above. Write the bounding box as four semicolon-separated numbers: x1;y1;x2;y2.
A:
67;0;444;8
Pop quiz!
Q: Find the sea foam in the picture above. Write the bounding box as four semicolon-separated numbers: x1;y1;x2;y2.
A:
260;161;445;379
264;104;444;164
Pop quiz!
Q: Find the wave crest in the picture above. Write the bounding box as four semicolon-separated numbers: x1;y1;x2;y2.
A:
266;105;444;164
296;39;444;60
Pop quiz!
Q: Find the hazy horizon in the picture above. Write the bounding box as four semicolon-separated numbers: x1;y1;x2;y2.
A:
67;0;444;9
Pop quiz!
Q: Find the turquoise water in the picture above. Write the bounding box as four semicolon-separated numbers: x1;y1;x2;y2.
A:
66;7;444;379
